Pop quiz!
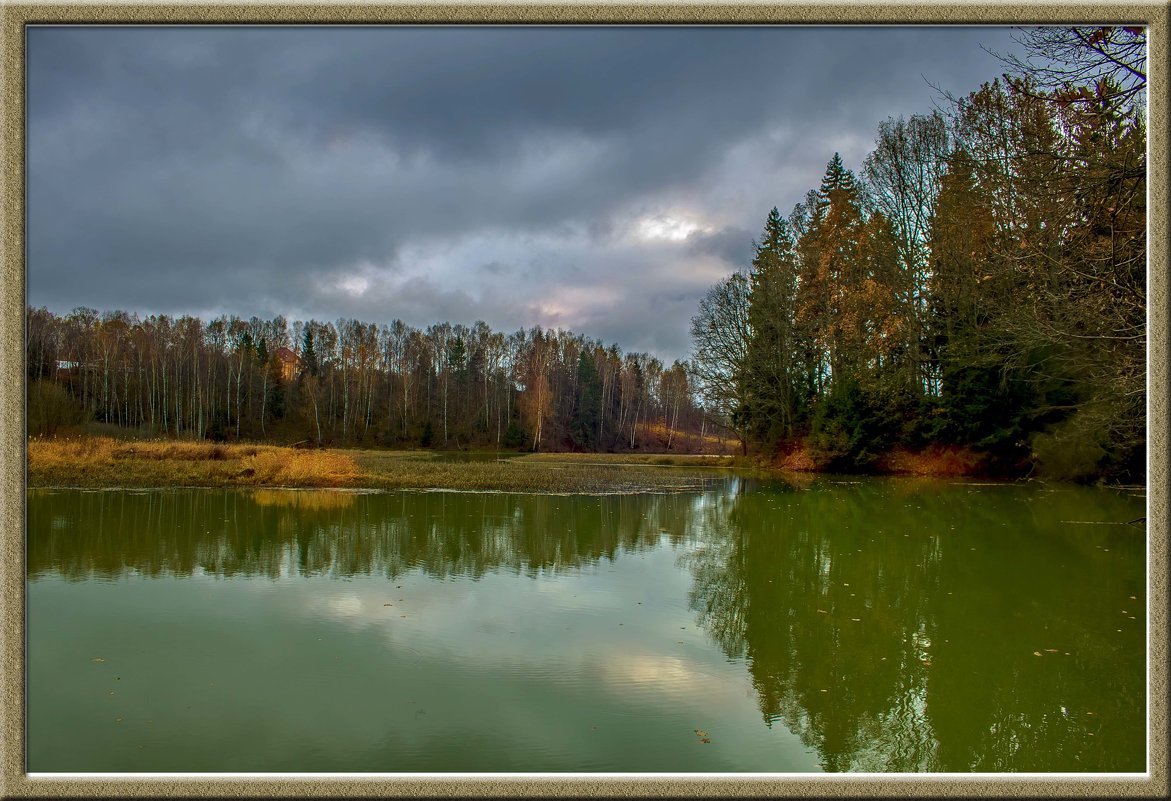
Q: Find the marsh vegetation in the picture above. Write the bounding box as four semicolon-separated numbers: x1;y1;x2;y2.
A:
27;436;733;494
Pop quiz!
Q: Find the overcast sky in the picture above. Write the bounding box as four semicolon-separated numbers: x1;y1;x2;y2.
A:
27;25;1026;363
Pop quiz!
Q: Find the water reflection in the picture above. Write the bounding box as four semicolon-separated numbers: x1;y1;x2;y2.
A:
27;481;1145;772
27;488;699;581
683;480;1145;771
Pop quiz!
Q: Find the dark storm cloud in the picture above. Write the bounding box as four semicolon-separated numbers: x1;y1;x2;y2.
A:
27;25;1024;362
687;226;755;267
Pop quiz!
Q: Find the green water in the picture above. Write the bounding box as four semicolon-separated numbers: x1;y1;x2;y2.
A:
26;477;1147;773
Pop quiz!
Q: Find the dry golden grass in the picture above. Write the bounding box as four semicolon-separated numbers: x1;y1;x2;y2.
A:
28;436;734;493
240;449;360;486
110;440;255;461
28;436;358;488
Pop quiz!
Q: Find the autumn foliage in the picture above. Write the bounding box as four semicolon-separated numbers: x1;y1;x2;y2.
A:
690;28;1146;482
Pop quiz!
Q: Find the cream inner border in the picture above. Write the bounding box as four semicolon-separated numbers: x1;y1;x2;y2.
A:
1;2;1166;798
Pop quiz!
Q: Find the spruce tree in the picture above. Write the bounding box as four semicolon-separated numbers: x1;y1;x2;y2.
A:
819;152;855;197
570;351;603;449
301;325;320;379
742;208;800;445
813;153;865;384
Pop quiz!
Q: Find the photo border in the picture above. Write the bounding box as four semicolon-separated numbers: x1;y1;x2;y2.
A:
2;2;1166;797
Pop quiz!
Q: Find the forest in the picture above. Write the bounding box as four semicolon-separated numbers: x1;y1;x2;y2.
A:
689;26;1147;482
26;27;1147;483
27;310;705;455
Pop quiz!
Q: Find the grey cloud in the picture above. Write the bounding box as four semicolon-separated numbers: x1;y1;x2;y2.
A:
686;226;754;268
27;25;1026;364
480;261;511;277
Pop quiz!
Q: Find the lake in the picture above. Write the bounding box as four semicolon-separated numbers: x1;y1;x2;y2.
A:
26;476;1147;773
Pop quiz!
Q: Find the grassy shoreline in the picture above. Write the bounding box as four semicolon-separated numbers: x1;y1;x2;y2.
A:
26;435;1006;495
27;436;737;494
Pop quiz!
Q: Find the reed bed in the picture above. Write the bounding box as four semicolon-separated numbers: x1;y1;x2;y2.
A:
29;435;730;491
28;436;358;488
28;436;727;493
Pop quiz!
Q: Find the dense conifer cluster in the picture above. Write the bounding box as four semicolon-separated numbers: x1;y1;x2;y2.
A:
690;28;1146;481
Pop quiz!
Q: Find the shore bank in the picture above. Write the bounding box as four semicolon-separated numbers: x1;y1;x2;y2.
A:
775;442;989;478
26;437;737;494
26;435;1017;495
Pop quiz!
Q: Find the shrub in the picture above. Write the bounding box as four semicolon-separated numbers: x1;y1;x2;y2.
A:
502;420;526;449
806;377;897;472
27;380;88;437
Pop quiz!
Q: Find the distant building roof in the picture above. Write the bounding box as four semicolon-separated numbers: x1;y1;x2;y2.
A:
274;347;299;363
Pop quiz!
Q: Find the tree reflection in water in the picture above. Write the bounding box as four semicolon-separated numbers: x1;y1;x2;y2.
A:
27;488;698;582
681;478;1145;772
28;480;1145;772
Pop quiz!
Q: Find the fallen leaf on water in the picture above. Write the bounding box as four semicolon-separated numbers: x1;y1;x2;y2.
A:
1034;651;1043;656
383;603;392;607
851;618;861;622
694;729;707;737
92;657;105;663
1045;649;1059;653
817;609;828;614
701;738;711;744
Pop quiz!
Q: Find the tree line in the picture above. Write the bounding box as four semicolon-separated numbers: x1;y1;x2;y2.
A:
26;28;1146;479
27;307;709;453
690;26;1146;482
